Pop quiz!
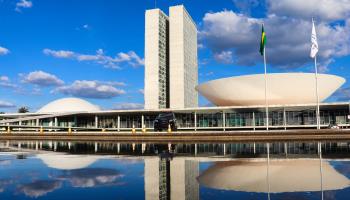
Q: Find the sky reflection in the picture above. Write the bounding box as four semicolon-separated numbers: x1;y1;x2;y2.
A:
1;141;350;199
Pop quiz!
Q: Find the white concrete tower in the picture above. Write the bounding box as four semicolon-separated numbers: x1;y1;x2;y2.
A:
144;9;169;109
169;5;198;109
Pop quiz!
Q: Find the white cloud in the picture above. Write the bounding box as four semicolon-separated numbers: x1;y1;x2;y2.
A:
22;71;64;86
200;9;350;69
44;48;144;69
54;80;126;99
0;76;9;82
18;180;62;198
15;0;32;12
0;100;15;108
0;46;9;55
113;102;144;110
43;49;74;58
0;76;18;89
214;50;234;64
138;89;144;94
267;0;350;21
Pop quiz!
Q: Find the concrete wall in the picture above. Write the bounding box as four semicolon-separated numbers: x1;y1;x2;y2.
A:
169;5;198;109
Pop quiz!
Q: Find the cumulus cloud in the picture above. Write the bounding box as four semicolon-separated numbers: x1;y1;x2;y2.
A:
18;180;62;198
57;168;124;188
113;102;144;110
214;50;234;64
0;46;9;55
0;100;16;108
15;0;32;12
0;76;17;89
43;49;74;58
22;71;64;86
0;76;9;82
44;48;144;69
267;0;350;21
54;80;126;99
200;8;350;69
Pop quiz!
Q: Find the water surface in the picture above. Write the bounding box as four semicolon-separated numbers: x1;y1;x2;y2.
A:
1;141;350;199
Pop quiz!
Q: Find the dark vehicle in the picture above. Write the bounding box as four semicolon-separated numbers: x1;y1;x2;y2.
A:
154;112;177;131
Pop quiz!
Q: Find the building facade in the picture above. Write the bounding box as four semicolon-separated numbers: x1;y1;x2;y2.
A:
2;102;350;131
144;9;170;109
169;5;198;109
144;5;198;109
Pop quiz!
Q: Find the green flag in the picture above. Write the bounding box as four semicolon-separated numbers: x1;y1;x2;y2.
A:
259;24;266;56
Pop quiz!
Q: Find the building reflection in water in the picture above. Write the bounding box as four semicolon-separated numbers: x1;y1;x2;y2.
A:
144;145;199;200
2;141;350;199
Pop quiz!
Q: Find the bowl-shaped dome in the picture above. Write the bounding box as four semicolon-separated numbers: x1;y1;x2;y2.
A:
37;97;100;113
196;73;345;106
198;160;350;193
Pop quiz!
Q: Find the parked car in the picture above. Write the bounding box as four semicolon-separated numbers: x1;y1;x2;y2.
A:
154;112;177;131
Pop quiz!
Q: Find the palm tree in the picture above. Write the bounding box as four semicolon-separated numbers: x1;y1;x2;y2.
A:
18;106;29;113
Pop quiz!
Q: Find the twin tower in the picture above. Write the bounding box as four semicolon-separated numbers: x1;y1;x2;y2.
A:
144;5;198;109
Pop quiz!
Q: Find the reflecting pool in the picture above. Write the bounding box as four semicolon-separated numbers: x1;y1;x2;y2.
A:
1;140;350;199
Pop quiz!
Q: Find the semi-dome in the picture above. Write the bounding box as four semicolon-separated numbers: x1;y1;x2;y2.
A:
196;73;345;106
37;97;100;113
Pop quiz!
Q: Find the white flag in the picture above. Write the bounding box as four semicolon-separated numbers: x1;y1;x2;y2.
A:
310;20;318;58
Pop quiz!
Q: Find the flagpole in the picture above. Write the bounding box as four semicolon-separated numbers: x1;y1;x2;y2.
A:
264;46;269;130
312;18;320;130
314;54;320;129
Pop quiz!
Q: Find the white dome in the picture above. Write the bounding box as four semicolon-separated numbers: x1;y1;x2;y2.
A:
37;97;100;113
196;73;345;106
37;153;99;170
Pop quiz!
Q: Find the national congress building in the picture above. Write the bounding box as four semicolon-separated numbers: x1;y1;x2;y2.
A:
1;5;349;131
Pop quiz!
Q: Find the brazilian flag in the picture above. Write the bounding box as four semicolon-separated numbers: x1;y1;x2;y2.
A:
259;24;266;56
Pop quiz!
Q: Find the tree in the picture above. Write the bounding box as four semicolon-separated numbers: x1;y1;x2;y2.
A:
18;107;29;113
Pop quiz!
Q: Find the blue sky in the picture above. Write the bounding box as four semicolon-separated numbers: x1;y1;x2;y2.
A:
0;0;350;112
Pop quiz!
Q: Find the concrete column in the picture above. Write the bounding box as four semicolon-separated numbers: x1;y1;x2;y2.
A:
54;117;58;127
36;119;39;127
35;141;38;151
284;142;288;156
142;115;145;129
95;142;98;152
117;115;120;132
19;121;22;132
117;143;120;154
74;115;77;127
68;142;71;150
54;142;57;151
194;143;197;156
283;107;287;130
49;118;53;127
95;115;98;128
194;112;197;132
142;143;146;154
253;112;256;131
223;143;226;156
222;111;226;131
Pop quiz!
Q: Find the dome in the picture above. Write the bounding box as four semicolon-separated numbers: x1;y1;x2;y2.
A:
37;97;100;113
196;73;345;106
198;159;350;193
37;153;99;170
